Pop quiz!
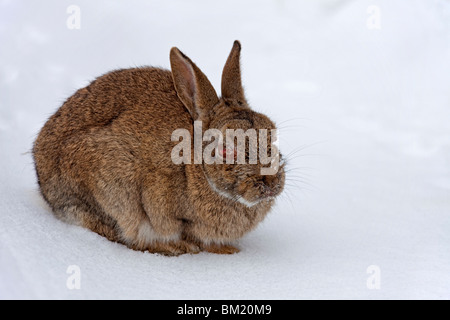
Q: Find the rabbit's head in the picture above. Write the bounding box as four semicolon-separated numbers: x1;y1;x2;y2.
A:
170;41;285;207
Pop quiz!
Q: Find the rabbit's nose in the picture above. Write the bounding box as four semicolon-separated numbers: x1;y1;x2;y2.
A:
263;174;279;188
262;174;281;197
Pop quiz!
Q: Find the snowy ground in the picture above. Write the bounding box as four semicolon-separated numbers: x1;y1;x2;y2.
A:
1;0;450;299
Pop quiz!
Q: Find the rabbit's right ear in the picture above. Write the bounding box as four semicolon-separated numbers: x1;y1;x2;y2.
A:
170;48;219;120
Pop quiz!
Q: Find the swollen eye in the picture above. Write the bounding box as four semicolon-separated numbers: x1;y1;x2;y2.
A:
218;147;237;158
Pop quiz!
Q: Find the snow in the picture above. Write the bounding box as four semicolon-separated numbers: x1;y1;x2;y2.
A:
1;0;450;299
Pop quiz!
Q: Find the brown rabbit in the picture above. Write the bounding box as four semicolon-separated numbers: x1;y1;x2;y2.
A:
33;41;285;255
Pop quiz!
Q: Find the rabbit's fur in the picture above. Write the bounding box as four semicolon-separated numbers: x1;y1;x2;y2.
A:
33;41;285;255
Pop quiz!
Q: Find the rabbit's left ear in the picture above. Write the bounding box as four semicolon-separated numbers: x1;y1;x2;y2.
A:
221;40;246;103
170;47;219;120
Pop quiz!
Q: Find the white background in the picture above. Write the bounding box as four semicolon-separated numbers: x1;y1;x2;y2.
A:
1;0;449;299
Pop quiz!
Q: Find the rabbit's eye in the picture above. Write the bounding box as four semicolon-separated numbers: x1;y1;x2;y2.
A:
219;147;237;159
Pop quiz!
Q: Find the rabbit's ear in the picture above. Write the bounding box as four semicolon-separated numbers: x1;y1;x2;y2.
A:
170;47;219;120
221;40;246;103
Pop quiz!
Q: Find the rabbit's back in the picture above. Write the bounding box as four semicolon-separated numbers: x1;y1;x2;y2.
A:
35;67;186;141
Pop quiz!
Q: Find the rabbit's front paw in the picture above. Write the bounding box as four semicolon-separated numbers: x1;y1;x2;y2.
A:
203;243;240;255
148;241;201;256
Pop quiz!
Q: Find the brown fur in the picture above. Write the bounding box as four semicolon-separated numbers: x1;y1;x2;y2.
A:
33;41;285;256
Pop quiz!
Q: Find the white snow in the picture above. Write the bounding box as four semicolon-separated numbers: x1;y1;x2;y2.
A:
1;0;450;299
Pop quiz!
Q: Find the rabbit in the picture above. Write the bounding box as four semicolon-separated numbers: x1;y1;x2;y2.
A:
33;41;285;256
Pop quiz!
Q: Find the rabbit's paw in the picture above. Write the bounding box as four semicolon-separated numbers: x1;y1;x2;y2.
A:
203;243;240;255
148;241;201;256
